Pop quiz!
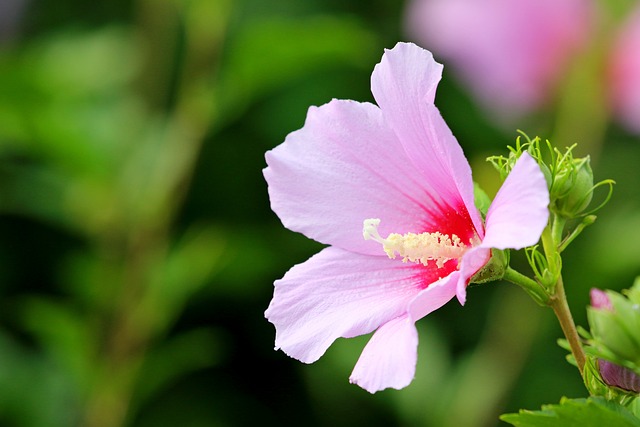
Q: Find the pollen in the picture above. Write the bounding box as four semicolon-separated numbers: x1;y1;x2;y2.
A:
363;218;467;268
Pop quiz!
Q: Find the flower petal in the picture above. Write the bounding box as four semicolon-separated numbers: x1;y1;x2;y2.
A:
350;273;458;393
408;272;459;320
264;99;443;255
370;42;484;240
610;6;640;134
481;152;549;250
599;359;640;393
265;247;427;363
406;0;592;115
349;315;418;393
456;247;491;305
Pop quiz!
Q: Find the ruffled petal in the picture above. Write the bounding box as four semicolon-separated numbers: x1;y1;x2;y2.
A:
349;315;418;393
482;152;549;250
370;42;483;241
264;99;443;256
349;273;458;393
265;247;426;363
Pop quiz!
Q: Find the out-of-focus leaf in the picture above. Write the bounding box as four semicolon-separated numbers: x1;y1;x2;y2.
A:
133;327;226;407
141;224;224;331
27;27;139;97
213;15;377;126
501;397;640;427
0;330;78;427
0;27;142;173
20;298;94;392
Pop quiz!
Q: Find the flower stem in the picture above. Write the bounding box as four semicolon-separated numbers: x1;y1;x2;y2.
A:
549;274;586;374
503;267;549;306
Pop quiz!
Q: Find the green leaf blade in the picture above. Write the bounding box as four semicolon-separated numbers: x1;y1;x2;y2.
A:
500;397;640;427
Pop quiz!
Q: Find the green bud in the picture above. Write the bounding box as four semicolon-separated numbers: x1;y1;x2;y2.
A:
588;307;640;365
552;156;594;218
588;285;640;371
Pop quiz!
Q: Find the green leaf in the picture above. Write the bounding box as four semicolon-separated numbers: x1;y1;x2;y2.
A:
133;327;225;408
20;298;95;392
213;15;377;126
501;397;640;427
473;182;491;217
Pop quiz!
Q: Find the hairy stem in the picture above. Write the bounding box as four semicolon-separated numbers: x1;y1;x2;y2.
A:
549;275;586;374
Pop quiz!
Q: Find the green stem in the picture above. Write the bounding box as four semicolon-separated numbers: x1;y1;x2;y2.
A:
503;267;549;306
549;274;586;374
558;215;596;253
551;215;567;249
540;224;556;267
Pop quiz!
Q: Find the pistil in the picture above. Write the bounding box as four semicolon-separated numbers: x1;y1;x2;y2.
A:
363;218;467;268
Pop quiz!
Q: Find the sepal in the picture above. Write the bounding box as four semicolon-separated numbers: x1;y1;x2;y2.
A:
469;249;508;284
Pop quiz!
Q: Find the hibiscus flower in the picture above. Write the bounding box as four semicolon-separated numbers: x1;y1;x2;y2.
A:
404;0;592;116
263;42;549;393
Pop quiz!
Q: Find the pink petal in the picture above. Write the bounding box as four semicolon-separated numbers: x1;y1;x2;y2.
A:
405;0;592;114
408;272;459;320
609;6;640;134
350;274;458;393
264;99;446;256
265;247;428;363
590;288;613;311
349;315;418;393
456;247;491;305
370;42;483;241
481;152;549;250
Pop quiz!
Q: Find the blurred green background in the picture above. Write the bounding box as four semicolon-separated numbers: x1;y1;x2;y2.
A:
0;0;638;426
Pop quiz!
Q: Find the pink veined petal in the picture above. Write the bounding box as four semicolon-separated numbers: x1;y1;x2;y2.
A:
481;152;549;250
265;246;428;364
370;42;484;240
456;246;491;305
349;315;418;393
408;271;459;320
264;98;448;256
350;273;458;393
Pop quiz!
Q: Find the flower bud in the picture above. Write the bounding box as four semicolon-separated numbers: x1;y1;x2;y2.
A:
598;359;640;393
588;286;640;369
552;156;594;218
590;288;613;311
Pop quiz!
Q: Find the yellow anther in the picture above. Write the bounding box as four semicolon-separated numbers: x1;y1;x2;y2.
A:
363;218;467;268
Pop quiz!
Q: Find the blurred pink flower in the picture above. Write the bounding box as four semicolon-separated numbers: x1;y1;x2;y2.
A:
609;6;640;134
263;43;549;393
405;0;592;116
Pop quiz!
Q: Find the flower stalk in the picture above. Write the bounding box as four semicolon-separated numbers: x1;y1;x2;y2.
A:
550;274;586;374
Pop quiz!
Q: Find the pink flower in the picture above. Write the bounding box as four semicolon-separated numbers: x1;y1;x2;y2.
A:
405;0;592;116
263;43;549;393
609;5;640;134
